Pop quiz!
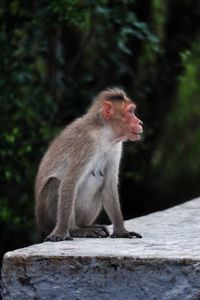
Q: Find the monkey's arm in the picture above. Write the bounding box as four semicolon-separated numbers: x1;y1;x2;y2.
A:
102;153;142;239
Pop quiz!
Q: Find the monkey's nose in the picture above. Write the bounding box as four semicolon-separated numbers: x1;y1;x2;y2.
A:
139;120;143;126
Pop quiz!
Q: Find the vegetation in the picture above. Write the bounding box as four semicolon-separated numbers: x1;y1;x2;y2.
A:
1;0;200;257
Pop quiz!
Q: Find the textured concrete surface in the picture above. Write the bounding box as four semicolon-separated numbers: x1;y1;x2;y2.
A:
1;198;200;299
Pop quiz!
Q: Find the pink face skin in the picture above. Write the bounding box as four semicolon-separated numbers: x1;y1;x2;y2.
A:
123;103;143;141
102;100;143;142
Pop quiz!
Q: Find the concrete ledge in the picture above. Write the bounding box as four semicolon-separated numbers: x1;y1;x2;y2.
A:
1;198;200;299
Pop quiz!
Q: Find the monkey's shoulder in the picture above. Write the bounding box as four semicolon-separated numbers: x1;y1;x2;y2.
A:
49;118;92;146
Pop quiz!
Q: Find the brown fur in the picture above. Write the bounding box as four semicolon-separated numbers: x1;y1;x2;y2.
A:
35;88;143;241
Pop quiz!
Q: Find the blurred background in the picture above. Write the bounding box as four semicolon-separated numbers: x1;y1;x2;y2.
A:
1;0;200;261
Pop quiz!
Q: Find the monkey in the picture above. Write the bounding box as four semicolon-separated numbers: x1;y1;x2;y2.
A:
35;88;143;242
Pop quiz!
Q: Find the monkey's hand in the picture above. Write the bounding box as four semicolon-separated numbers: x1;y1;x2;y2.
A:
44;233;73;242
111;229;142;239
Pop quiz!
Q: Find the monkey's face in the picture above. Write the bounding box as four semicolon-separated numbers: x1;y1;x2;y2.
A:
123;103;143;141
113;101;143;142
102;99;143;142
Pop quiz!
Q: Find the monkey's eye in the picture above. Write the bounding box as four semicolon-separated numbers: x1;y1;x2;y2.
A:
127;104;136;115
129;108;135;115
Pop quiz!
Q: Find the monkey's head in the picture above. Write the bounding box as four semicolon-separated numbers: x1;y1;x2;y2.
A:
99;88;143;142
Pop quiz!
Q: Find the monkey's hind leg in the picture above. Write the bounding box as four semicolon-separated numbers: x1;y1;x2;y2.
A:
70;225;109;238
36;177;60;236
83;224;109;236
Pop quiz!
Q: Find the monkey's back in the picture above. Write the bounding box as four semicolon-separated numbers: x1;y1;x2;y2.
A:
35;118;82;196
35;116;96;199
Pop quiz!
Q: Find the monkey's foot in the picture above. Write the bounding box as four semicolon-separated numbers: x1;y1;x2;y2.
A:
83;225;109;236
111;230;142;239
44;233;73;242
70;226;109;238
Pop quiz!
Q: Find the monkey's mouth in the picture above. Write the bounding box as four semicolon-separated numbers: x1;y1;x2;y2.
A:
131;130;142;137
130;130;143;141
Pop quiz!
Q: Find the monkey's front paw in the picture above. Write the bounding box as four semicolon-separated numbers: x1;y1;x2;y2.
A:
44;233;73;242
111;230;142;239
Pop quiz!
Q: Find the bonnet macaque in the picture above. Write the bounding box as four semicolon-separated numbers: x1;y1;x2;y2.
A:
35;88;143;241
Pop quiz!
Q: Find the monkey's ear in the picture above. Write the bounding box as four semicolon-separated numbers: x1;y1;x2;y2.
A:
102;101;114;120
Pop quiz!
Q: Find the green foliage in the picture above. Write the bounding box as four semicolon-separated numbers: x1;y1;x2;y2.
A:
152;0;167;39
0;0;159;253
1;0;200;256
152;41;200;182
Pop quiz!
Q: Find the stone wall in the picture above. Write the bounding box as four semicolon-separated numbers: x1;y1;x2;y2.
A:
1;198;200;299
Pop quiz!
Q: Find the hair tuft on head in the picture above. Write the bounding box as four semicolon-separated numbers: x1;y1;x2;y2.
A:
96;87;127;102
